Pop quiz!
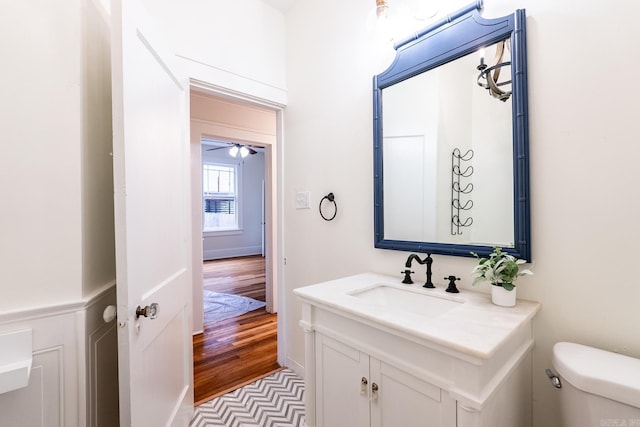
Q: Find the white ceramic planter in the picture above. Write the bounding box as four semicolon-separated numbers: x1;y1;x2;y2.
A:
491;284;516;307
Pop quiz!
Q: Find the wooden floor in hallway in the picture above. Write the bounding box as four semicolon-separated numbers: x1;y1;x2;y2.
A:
193;255;280;405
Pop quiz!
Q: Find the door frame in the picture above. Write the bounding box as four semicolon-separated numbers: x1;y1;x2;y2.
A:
188;80;286;366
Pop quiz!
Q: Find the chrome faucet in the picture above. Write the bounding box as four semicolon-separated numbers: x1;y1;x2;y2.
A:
404;253;435;288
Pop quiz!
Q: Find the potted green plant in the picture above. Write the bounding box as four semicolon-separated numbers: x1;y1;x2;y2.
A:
470;247;533;307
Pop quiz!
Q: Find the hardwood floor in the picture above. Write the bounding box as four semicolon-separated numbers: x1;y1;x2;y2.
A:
193;255;280;405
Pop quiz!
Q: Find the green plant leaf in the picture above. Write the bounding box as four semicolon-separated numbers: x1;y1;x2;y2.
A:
472;276;487;286
501;282;515;291
471;247;533;287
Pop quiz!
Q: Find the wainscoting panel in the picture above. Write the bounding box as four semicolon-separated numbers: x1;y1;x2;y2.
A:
0;283;118;427
91;325;119;426
0;350;65;427
0;310;80;427
86;286;119;427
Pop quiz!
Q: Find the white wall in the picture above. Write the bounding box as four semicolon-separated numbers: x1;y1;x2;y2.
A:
82;0;117;300
141;0;287;105
1;0;83;310
0;0;115;309
283;1;640;427
5;0;114;328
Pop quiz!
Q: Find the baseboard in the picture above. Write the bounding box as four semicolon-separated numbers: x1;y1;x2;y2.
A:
286;357;305;380
203;246;262;260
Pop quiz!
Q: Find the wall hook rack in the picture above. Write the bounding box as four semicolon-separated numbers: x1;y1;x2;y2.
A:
451;148;474;235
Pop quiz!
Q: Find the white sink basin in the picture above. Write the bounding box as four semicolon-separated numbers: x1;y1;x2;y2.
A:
350;284;463;318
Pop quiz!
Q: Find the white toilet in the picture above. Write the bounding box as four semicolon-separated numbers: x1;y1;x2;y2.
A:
551;342;640;427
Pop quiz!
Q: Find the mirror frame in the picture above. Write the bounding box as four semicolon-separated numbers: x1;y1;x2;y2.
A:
373;1;531;261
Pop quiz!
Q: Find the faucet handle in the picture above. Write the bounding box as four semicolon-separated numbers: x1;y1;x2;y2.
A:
401;269;414;284
444;275;461;293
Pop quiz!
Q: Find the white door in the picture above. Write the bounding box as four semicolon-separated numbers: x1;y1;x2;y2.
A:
111;0;193;426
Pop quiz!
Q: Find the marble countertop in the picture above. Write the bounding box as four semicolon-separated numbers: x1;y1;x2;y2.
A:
294;272;541;360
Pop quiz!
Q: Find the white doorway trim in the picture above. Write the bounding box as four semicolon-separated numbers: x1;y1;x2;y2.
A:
188;80;286;366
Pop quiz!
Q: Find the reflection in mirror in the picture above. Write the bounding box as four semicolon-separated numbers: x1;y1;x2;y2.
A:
373;2;530;260
382;42;514;247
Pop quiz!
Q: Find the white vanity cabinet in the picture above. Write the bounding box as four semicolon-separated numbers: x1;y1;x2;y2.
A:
295;273;541;427
315;334;455;427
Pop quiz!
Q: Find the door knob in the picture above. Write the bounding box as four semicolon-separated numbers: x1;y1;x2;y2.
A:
103;305;117;323
136;303;159;319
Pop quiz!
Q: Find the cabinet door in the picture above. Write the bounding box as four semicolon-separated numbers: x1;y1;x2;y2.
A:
315;335;370;427
370;359;456;427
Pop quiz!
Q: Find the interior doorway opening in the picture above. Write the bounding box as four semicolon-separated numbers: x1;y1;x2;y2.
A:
189;88;282;404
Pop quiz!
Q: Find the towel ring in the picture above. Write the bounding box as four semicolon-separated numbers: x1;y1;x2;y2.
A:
319;193;337;221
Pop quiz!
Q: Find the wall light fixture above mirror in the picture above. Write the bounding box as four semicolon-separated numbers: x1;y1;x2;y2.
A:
373;1;531;261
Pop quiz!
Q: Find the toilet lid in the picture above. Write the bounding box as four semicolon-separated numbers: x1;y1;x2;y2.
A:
553;342;640;409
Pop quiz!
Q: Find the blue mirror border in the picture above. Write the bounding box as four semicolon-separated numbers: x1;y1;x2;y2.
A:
373;2;531;261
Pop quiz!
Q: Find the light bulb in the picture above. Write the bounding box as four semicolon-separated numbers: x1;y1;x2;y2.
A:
239;146;249;158
229;145;239;157
376;0;388;18
477;48;486;70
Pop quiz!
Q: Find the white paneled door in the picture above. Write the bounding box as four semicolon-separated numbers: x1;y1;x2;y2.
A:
111;0;193;425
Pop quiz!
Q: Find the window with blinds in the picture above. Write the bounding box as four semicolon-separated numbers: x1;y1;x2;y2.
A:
204;199;235;214
203;163;238;231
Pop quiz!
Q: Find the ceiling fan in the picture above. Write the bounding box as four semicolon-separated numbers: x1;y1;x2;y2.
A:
206;143;257;158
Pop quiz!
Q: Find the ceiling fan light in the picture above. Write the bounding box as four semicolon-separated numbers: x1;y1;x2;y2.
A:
239;146;250;158
229;145;239;157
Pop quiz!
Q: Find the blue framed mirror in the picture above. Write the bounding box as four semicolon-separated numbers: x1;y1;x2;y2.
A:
373;1;531;261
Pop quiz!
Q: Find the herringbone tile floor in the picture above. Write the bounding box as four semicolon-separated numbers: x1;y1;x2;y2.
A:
190;369;305;427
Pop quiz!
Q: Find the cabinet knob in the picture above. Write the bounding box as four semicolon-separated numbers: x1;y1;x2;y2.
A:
360;377;368;395
371;382;379;401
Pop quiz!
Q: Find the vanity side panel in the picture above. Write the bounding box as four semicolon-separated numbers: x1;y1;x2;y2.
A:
300;303;317;427
450;321;534;407
469;351;532;427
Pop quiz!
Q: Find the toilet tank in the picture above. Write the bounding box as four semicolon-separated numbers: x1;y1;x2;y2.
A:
552;342;640;427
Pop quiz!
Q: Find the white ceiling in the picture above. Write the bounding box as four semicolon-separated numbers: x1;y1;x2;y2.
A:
262;0;298;13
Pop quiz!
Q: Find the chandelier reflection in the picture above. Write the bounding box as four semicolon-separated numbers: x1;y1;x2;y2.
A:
477;40;512;102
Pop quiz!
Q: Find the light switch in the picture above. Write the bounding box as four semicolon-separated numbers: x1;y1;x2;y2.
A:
295;191;310;209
